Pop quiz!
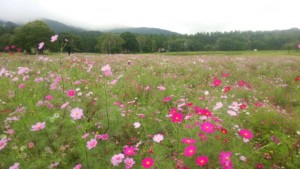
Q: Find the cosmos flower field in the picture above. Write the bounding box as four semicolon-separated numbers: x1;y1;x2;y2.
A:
1;52;300;169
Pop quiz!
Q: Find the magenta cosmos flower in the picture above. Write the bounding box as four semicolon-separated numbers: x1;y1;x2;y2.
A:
142;157;154;168
239;129;253;139
67;90;76;97
196;156;209;166
181;138;196;144
123;146;135;156
101;64;112;77
87;138;97;149
219;151;232;165
213;78;222;87
70;107;83;120
171;112;183;123
200;122;215;133
31;122;46;131
184;145;196;157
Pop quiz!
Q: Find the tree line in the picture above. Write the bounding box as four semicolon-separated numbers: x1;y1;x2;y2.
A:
1;20;300;54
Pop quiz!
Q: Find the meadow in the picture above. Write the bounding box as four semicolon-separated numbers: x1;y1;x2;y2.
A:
0;51;300;169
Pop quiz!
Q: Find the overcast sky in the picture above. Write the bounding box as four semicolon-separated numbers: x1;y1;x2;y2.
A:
0;0;299;34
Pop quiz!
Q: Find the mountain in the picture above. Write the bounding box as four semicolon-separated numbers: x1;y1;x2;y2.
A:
0;20;18;29
104;27;179;35
41;19;85;33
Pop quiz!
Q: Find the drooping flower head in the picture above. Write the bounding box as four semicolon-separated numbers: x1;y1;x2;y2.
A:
239;129;253;139
142;157;154;168
200;122;215;133
70;107;83;120
51;34;58;42
101;64;112;77
31;122;46;131
184;145;196;157
196;156;209;166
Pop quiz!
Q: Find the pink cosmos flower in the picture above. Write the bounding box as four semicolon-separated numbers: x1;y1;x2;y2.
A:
123;146;135;156
200;122;214;133
6;129;14;135
0;139;7;151
142;157;154;168
18;83;25;89
213;78;222;87
157;85;166;91
73;164;82;169
45;95;53;101
153;134;164;143
171;112;183;123
61;102;69;109
124;157;135;168
70;107;83;120
239;129;253;139
38;42;44;50
181;138;196;144
111;153;125;166
223;86;231;93
213;102;223;110
67;90;76;97
101;134;109;140
51;35;58;42
219;151;232;165
196;156;209;166
87;138;97;149
31;122;46;131
101;64;112;77
184;145;196;157
9;163;19;169
163;96;171;102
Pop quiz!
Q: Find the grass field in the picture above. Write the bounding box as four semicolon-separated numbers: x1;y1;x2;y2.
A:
0;52;300;169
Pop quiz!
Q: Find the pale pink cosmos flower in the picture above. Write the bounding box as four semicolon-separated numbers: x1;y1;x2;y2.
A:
111;153;124;166
9;163;19;169
87;138;97;149
61;102;69;109
0;139;7;151
240;155;247;161
70;107;83;120
51;35;58;42
157;85;166;91
17;67;30;75
82;133;89;139
73;164;82;169
213;102;223;110
101;64;112;77
124;157;135;168
38;42;44;50
31;122;46;131
153;134;164;143
133;122;141;128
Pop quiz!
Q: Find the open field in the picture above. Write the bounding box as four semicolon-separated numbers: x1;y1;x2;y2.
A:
1;53;300;168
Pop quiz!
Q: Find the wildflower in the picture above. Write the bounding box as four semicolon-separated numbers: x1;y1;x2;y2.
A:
239;129;253;139
200;122;214;133
142;157;154;168
213;78;222;87
239;104;247;109
111;153;124;166
213;102;223;110
239;155;247;161
18;83;25;89
38;42;44;50
70;107;83;120
181;138;196;144
171;112;183;123
163;96;171;102
73;164;82;169
124;157;135;168
101;134;109;140
219;151;232;165
220;128;228;134
0;139;7;151
196;156;209;166
123;146;135;156
67;90;76;97
153;134;164;143
133;122;141;128
31;122;46;131
87;138;97;149
184;145;196;157
45;95;53;101
9;163;19;169
223;86;231;93
101;64;112;77
157;85;166;91
256;163;264;169
50;35;58;42
61;102;69;109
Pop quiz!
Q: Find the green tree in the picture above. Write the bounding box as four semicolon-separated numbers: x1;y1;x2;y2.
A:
13;20;53;54
96;33;124;54
120;32;139;53
0;33;13;50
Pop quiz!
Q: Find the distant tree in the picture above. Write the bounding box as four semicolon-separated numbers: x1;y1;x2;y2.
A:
0;33;13;50
120;32;139;53
57;32;83;53
13;20;53;54
96;33;124;54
